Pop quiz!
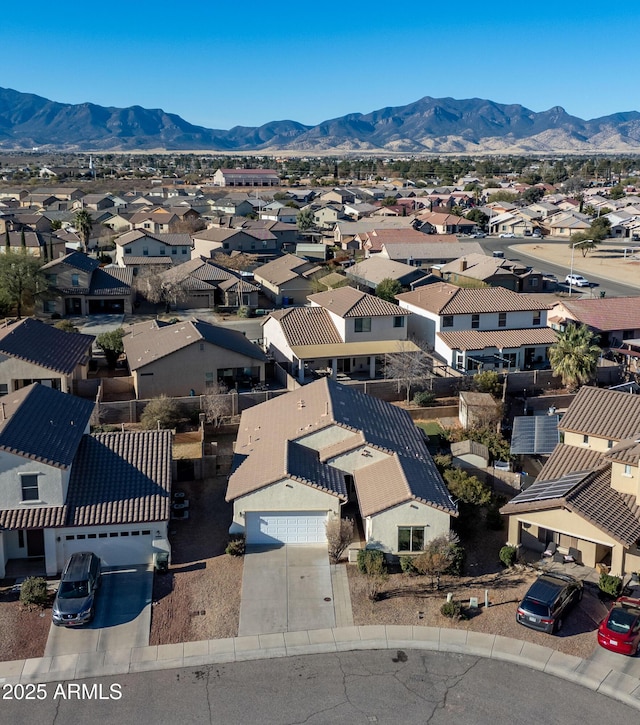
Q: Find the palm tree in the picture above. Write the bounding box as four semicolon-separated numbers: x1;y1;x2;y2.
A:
548;324;601;391
73;209;93;253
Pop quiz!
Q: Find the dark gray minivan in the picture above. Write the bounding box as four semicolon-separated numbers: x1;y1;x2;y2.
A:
52;552;101;627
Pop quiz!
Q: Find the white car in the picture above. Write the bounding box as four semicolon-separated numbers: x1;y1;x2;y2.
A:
498;232;516;238
565;274;590;287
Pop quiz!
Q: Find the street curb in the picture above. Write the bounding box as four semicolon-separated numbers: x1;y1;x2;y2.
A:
1;626;640;710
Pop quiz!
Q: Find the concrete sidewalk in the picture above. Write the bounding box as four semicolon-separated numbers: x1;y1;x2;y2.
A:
1;626;639;711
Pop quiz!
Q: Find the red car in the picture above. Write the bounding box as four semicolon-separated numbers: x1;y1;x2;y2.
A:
597;597;640;656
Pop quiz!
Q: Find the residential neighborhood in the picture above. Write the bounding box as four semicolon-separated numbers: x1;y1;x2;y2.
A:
2;154;640;706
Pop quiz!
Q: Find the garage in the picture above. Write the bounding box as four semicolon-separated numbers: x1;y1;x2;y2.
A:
246;511;328;545
59;528;155;567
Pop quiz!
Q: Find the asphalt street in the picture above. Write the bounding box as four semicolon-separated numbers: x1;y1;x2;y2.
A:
4;650;637;725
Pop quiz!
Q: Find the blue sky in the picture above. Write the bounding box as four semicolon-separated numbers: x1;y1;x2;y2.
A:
2;2;638;130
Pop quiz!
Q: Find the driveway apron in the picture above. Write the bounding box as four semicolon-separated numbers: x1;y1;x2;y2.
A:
239;545;336;636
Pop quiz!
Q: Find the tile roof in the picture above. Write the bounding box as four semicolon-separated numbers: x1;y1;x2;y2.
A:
0;505;66;531
397;282;549;315
438;327;557;351
605;438;640;465
217;277;260;293
124;318;266;371
266;307;343;346
0;384;94;468
347;256;429;286
89;267;133;296
381;241;485;261
287;440;348;498
0;318;93;374
42;251;100;273
535;443;606;481
65;430;172;526
553;297;640;332
558;386;640;440
253;254;313;286
308;286;410;318
227;378;456;517
122;256;173;266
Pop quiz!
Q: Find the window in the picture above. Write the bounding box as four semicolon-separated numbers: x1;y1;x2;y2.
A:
160;247;165;255
442;315;454;328
354;317;371;333
624;464;633;477
0;384;7;397
20;474;39;502
182;247;188;254
498;312;507;327
172;248;177;255
125;248;132;254
530;278;539;288
44;300;56;313
608;439;614;449
71;274;79;287
533;311;541;326
398;526;425;552
46;273;57;285
471;314;480;329
142;246;149;256
18;531;25;548
205;371;215;388
583;434;589;445
393;316;405;328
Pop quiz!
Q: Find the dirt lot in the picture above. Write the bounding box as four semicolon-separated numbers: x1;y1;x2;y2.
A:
347;512;606;660
0;586;54;662
149;475;242;645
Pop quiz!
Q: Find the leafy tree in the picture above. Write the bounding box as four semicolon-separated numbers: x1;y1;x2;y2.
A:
465;208;488;227
608;185;625;200
384;336;433;404
140;395;183;430
520;187;545;204
73;209;94;253
50;219;63;231
297;208;315;232
413;532;461;590
548;324;601;391
590;216;611;240
487;190;517;203
446;426;511;462
443;468;492;506
583;204;597;217
96;328;126;369
472;370;502;398
325;517;354;564
0;251;47;318
375;277;402;302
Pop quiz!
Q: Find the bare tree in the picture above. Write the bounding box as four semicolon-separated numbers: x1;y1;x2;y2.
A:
325;518;355;564
384;336;434;404
135;268;188;311
413;531;461;590
212;252;259;272
202;382;232;427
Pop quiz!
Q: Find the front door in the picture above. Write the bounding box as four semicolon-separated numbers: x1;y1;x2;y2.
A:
65;298;82;315
26;529;45;557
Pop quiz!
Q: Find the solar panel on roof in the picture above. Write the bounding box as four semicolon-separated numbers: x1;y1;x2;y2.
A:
510;470;588;505
510;415;560;455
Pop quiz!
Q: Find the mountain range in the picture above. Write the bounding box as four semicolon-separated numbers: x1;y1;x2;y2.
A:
1;87;640;154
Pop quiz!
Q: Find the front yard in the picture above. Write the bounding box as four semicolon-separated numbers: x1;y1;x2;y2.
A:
0;586;53;662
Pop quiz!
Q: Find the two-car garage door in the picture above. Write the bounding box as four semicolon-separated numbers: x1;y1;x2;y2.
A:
60;528;155;567
245;511;328;545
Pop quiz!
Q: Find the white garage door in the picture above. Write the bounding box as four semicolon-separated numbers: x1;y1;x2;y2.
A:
246;512;328;545
61;529;154;567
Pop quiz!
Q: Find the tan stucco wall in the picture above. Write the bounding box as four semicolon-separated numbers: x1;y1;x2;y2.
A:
563;431;612;451
132;341;264;398
298;425;356;452
230;477;340;534
0;354;71;392
367;500;451;554
610;461;640;497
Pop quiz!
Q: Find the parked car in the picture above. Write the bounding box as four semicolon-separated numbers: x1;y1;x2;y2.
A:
597;597;640;655
565;274;590;287
499;232;516;238
543;273;558;282
516;572;583;634
52;551;101;627
469;232;486;238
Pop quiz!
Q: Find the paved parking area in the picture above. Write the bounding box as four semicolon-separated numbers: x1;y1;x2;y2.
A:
238;546;336;636
44;565;153;657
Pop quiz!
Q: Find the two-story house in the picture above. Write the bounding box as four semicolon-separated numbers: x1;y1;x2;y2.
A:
115;229;193;266
0;383;172;578
439;253;549;293
252;254;322;305
501;386;640;576
262;286;416;383
191;226;280;258
397;282;556;372
0;318;93;396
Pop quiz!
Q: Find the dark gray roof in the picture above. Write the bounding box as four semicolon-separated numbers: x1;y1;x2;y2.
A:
65;430;172;526
286;440;347;498
194;320;267;361
89;267;132;296
0;384;94;468
0;318;94;374
42;251;100;273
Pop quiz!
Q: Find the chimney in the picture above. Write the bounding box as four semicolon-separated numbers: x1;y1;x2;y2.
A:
460;258;467;272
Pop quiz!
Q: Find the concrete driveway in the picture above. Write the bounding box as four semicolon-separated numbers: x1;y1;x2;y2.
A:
44;565;153;657
238;546;336;636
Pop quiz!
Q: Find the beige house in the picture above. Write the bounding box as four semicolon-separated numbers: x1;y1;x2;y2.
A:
226;377;456;552
253;254;322;305
123;318;266;398
501;386;640;576
115;229;193;266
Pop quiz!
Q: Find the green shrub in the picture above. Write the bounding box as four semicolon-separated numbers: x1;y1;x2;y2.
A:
399;555;418;575
499;545;517;568
413;390;435;407
432;454;452;474
440;600;463;619
443;467;492;506
19;577;48;607
599;573;623;598
357;548;387;576
140;395;183;430
446;543;466;576
225;536;246;557
237;306;253;318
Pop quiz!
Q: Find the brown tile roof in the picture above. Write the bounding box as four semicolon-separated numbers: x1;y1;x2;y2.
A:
438;327;557;351
605;438;640;465
308;286;410;317
227;378;456;517
65;431;172;526
536;443;606;481
362;228;438;252
0;505;66;530
552;297;640;332
397;282;549;315
558;386;640;440
266;307;343;346
0;318;93;374
253;254;313;286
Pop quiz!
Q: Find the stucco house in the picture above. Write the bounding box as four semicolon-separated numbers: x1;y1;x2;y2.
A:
501;386;640;576
0;318;93;396
262;285;417;383
226;377;457;552
212;168;280;187
397;282;556;372
439;254;549;294
0;383;171;578
123;318;266;398
253;254;323;305
115;229;193;266
191;226;280;258
548;297;640;349
346;256;433;293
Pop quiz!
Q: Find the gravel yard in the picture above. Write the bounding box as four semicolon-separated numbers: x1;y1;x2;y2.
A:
0;587;53;662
